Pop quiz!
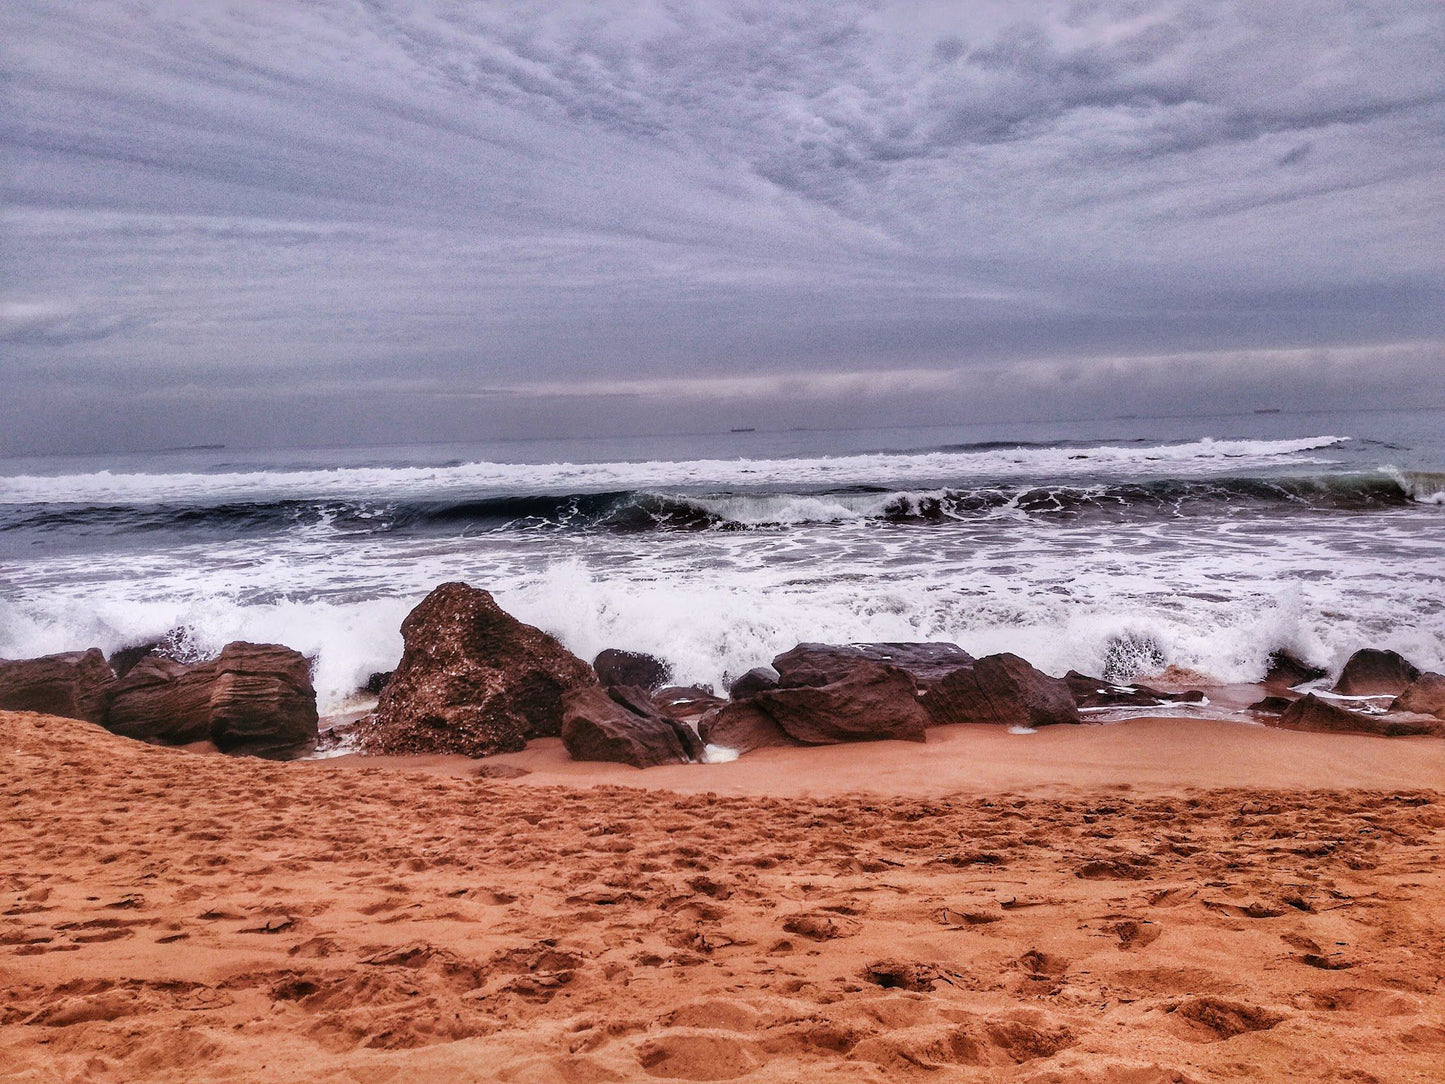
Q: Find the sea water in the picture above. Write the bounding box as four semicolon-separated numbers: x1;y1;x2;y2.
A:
2;408;1441;714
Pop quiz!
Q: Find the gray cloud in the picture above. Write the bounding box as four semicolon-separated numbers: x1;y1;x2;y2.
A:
1;0;1442;453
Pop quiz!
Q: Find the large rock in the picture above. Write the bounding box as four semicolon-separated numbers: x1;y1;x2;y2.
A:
1276;693;1443;737
105;642;318;752
361;583;596;757
1263;651;1328;690
772;642;974;690
924;654;1081;728
699;700;797;754
561;685;701;767
593;648;672;691
728;666;780;700
1391;673;1445;719
753;663;929;745
0;649;116;724
1332;649;1421;696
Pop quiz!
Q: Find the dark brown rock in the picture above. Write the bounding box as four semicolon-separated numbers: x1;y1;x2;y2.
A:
363;671;392;695
0;649;116;724
1333;649;1421;696
361;583;596;757
652;685;726;719
772;642;974;690
561;686;698;768
924;654;1081;728
593;648;672;691
753;663;929;745
728;666;779;700
1062;670;1203;709
1391;673;1445;719
606;685;706;761
104;642;318;752
108;642;160;680
1276;693;1443;737
1264;651;1328;690
1248;695;1297;715
698;700;798;754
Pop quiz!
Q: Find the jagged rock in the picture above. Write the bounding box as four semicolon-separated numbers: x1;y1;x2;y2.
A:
1333;649;1421;696
1063;670;1203;709
753;663;929;745
561;685;700;767
0;649;116;724
105;642;317;752
605;686;706;761
699;700;797;753
363;671;392;695
593;648;672;691
728;666;780;700
924;654;1081;728
652;685;726;719
772;642;974;690
1276;693;1443;737
1264;651;1328;689
1391;673;1445;719
108;642;160;680
361;583;596;757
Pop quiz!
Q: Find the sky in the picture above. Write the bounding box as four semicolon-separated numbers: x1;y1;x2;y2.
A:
2;0;1443;455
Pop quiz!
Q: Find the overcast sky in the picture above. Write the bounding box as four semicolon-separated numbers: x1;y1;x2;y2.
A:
2;1;1442;454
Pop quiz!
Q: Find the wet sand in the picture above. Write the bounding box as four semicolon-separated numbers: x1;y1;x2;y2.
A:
3;708;1444;1082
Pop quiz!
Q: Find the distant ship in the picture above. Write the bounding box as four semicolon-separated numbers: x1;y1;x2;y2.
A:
1253;408;1282;415
730;427;756;433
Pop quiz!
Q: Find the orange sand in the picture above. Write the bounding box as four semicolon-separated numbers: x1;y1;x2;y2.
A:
3;709;1444;1083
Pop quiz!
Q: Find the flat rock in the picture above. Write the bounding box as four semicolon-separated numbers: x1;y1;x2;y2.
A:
754;662;929;744
361;582;596;757
1276;693;1443;737
771;642;974;690
925;654;1081;728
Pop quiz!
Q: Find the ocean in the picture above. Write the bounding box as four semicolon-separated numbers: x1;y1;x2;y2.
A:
2;408;1442;716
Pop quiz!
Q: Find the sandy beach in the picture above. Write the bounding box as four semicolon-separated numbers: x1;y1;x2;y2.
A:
4;708;1444;1083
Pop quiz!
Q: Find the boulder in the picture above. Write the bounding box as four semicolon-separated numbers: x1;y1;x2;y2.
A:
652;685;726;719
728;666;780;700
753;663;929;745
699;700;797;754
561;686;700;768
105;642;318;753
1062;670;1203;709
361;583;596;757
1333;649;1421;697
1275;693;1443;738
593;648;672;691
924;654;1080;728
1263;651;1327;690
0;649;116;724
1391;673;1445;719
772;642;974;690
606;685;706;761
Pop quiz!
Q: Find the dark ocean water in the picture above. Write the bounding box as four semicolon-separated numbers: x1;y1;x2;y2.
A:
2;408;1441;713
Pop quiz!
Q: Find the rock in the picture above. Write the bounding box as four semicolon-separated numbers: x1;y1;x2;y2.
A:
363;671;392;695
728;666;780;700
108;642;160;680
1276;693;1443;737
1333;649;1421;696
561;686;700;767
1062;670;1203;709
1264;651;1327;689
772;642;974;690
924;654;1081;728
360;583;596;757
1391;673;1445;719
105;642;318;753
1248;695;1298;715
753;663;929;745
652;685;726;719
593;648;672;691
698;700;797;754
0;649;116;724
605;685;706;761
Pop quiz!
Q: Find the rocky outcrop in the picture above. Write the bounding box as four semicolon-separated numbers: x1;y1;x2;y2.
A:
753;663;929;745
593;649;672;691
698;700;797;753
105;642;317;752
924;654;1080;728
1391;673;1445;719
728;666;779;700
561;686;702;767
0;649;116;724
772;642;974;691
1332;649;1421;697
1063;671;1205;709
1263;651;1327;690
1275;693;1443;738
361;583;596;757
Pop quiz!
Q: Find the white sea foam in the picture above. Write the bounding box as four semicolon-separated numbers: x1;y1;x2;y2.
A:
0;436;1347;505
